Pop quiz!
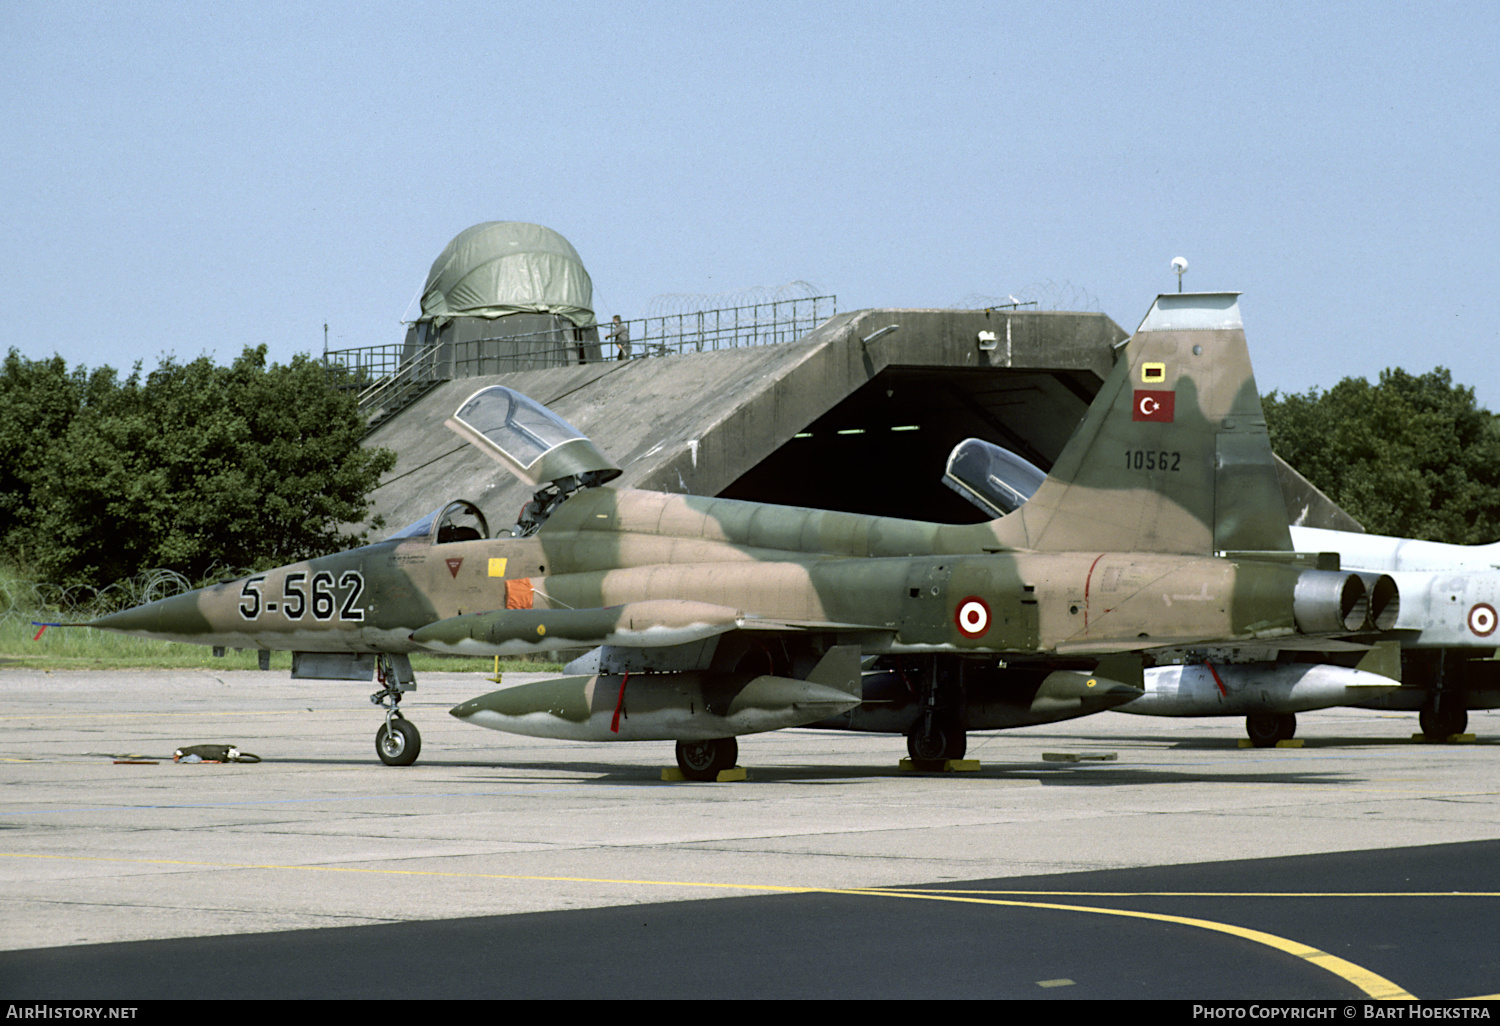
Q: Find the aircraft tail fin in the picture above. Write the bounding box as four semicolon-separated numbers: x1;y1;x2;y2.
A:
991;293;1291;555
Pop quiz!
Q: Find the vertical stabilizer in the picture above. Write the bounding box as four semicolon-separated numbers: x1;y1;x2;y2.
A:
991;293;1291;555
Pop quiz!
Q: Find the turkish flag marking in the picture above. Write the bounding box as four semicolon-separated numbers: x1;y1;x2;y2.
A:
1132;390;1175;422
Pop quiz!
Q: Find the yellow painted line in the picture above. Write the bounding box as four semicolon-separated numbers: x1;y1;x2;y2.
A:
2;852;1417;998
859;888;1414;1000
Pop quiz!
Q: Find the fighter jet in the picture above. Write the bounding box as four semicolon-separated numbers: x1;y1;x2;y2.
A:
945;425;1500;744
941;435;1405;745
90;292;1397;776
1282;525;1500;739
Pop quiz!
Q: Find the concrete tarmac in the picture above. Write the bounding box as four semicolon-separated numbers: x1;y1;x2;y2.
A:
2;666;1499;996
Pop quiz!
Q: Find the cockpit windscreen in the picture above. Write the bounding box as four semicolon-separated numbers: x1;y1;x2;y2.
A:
451;387;587;472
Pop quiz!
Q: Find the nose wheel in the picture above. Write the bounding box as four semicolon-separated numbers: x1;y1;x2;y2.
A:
376;713;421;766
371;654;421;766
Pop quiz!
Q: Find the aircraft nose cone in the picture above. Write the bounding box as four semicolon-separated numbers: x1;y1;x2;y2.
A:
414;618;477;649
89;590;213;637
1030;670;1144;716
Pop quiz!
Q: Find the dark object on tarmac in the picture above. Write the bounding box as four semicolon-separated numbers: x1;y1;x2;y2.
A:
173;744;261;763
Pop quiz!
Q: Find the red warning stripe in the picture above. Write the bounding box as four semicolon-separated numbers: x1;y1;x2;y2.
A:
611;673;630;733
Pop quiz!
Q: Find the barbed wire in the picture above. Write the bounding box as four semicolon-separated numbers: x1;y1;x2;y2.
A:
0;564;254;624
644;281;824;319
948;279;1102;313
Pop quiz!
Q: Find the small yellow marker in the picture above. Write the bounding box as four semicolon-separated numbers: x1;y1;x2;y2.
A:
899;758;981;772
488;558;508;577
1410;733;1476;743
661;767;747;782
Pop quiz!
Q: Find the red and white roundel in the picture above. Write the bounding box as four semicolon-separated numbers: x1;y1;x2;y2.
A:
956;597;991;638
1468;602;1497;637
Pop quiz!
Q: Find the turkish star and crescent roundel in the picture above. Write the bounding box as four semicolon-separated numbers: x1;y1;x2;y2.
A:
1132;390;1175;422
956;597;990;638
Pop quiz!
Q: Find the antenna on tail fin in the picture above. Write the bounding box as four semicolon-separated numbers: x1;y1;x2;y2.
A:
990;293;1291;556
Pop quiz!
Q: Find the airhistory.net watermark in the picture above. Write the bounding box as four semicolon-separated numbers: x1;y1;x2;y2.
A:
6;1008;138;1019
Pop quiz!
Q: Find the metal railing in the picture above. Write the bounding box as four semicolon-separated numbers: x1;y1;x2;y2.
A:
586;294;836;359
324;342;407;385
325;295;837;427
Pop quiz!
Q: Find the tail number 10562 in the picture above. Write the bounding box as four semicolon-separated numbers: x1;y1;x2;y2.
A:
1124;450;1181;472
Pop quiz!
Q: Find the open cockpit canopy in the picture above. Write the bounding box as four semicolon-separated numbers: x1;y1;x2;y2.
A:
942;438;1046;519
447;386;621;489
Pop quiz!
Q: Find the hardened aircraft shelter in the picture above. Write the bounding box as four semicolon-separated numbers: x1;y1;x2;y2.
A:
352;302;1354;539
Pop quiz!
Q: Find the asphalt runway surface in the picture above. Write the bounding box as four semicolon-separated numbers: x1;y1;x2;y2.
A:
3;667;1499;1001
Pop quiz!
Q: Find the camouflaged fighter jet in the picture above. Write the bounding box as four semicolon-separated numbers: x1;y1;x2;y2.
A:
941;436;1405;746
90;292;1400;777
942;430;1500;745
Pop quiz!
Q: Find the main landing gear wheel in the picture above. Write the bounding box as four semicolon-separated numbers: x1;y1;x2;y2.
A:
907;720;967;762
1420;703;1467;741
376;716;422;766
675;737;737;781
1245;711;1296;748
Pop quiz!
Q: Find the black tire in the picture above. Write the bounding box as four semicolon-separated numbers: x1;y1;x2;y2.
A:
675;738;737;781
1245;712;1296;748
376;717;421;766
1420;703;1468;740
907;721;966;762
1419;706;1442;740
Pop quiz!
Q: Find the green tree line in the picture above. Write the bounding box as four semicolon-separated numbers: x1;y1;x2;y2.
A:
0;346;395;590
1264;367;1500;543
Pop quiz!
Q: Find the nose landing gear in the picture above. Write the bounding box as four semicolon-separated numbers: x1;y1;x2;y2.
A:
371;653;421;766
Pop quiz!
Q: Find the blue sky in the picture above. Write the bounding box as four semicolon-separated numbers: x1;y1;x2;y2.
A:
4;1;1497;406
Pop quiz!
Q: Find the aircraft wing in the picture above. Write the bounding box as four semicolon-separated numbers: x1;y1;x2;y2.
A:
410;599;891;656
